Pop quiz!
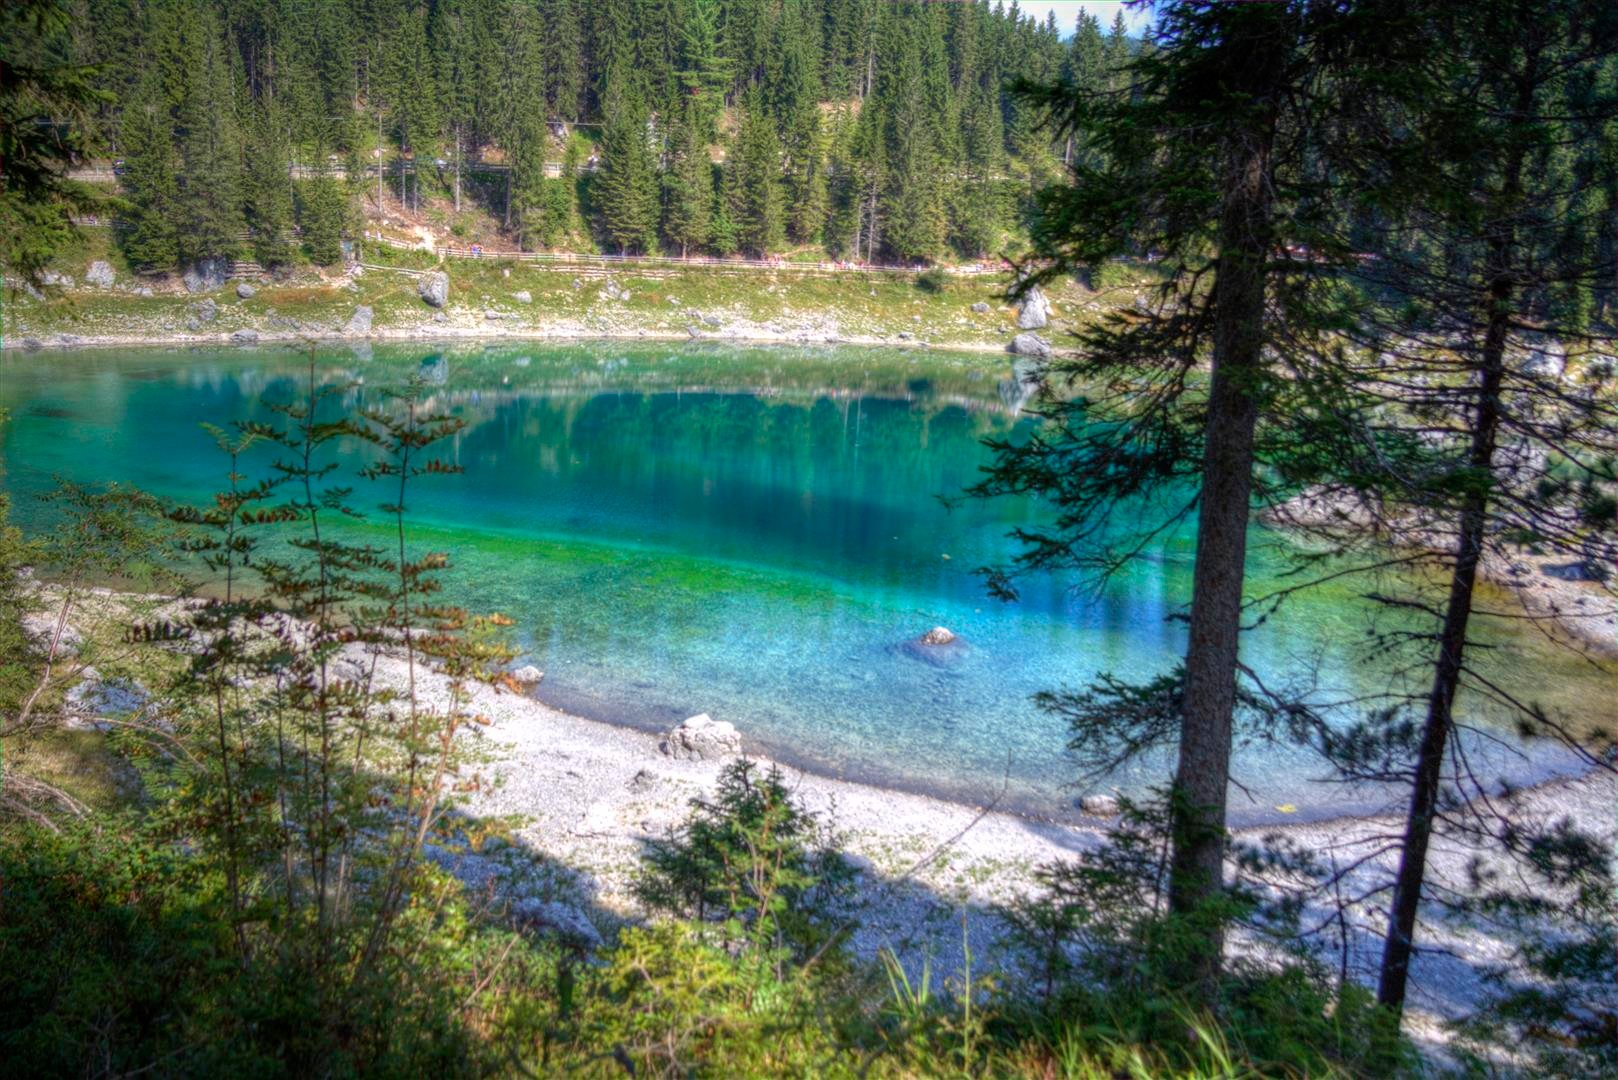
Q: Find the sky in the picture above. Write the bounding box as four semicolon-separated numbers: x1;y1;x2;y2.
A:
1019;1;1154;37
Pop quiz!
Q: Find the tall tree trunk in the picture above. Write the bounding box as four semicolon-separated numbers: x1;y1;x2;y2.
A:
454;127;462;213
1167;11;1285;993
1377;63;1532;1012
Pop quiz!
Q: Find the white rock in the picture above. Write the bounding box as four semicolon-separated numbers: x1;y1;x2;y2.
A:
345;305;373;334
1016;285;1050;329
236;282;256;299
661;713;742;761
918;626;957;646
230;328;259;343
1079;794;1121;817
1008;332;1051;360
510;664;543;685
510;898;603;950
85;260;116;288
418;270;450;307
513;290;532;303
971;301;991;314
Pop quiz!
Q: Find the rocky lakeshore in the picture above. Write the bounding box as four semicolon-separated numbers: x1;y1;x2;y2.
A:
353;640;1609;1054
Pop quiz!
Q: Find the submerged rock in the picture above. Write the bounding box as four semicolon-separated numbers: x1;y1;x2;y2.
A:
918;626;957;646
661;713;742;761
418;270;450;307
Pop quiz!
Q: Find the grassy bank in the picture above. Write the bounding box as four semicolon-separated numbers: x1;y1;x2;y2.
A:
3;230;1150;351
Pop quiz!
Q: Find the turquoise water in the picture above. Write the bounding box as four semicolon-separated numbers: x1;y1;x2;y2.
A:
1;343;1602;822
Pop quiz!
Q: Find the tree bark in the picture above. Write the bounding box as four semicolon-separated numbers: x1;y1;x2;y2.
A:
1167;10;1286;992
1377;55;1532;1011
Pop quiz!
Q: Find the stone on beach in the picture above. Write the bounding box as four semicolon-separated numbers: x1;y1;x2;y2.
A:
509;897;603;951
510;664;544;685
85;260;117;288
344;305;374;334
1008;332;1051;360
1016;285;1050;329
918;626;957;646
661;713;742;761
418;270;450;307
1079;794;1121;817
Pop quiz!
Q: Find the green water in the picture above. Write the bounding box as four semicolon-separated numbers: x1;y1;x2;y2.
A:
0;342;1604;821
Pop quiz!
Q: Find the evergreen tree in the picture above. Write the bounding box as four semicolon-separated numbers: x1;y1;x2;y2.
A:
174;11;244;264
722;94;785;257
662;101;713;256
118;84;181;271
878;16;944;263
596;92;660;253
299;165;347;265
243;99;296;267
676;0;730;140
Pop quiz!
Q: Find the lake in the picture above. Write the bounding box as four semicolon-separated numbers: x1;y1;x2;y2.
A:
0;342;1601;822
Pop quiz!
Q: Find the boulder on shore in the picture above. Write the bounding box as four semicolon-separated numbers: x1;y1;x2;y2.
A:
1016;285;1050;329
85;260;117;288
512;290;532;304
1079;794;1121;817
661;713;742;761
230;328;259;343
918;626;957;646
418;270;450;308
236;282;256;299
1008;332;1051;361
510;897;603;951
344;305;374;334
182;257;230;293
510;664;544;685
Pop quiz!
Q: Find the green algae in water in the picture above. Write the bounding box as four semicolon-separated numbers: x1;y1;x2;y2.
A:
1;342;1607;821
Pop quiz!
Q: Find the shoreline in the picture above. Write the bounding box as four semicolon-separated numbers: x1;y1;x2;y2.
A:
371;643;1612;1044
2;324;1021;356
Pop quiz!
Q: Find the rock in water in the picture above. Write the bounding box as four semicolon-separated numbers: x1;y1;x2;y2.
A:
661;713;742;761
918;626;957;646
1016;285;1050;329
236;282;256;299
510;664;544;685
345;305;373;334
85;261;116;288
1008;332;1051;360
418;270;450;308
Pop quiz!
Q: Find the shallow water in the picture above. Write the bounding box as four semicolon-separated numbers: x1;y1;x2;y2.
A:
1;342;1604;822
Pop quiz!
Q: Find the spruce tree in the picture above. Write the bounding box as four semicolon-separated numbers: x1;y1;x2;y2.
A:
662;101;713;256
175;12;244;265
243;99;296;267
722;94;785;257
118;87;181;271
596;91;660;253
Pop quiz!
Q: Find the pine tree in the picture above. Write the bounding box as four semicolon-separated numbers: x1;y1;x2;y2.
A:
118;86;181;271
676;0;730;140
545;0;586;121
175;12;244;264
722;94;785;257
299;165;347;265
662;101;713;256
878;16;944;263
596;92;660;253
244;98;296;267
